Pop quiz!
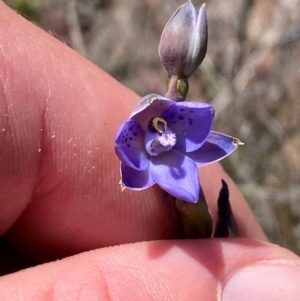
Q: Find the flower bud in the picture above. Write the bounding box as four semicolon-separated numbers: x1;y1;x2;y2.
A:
159;1;208;77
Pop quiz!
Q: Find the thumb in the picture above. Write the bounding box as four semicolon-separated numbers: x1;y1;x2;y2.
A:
0;239;299;300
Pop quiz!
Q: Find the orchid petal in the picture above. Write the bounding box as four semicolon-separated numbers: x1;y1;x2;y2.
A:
186;131;242;167
150;149;200;203
130;94;175;130
162;101;214;152
115;120;149;171
121;163;155;190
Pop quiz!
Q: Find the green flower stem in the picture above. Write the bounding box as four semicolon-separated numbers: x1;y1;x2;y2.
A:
160;74;214;239
176;189;213;238
165;75;189;101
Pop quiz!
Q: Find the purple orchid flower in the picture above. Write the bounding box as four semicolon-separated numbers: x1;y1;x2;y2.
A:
159;1;208;77
115;94;241;203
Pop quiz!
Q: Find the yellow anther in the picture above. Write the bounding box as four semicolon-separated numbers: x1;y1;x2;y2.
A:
150;117;167;134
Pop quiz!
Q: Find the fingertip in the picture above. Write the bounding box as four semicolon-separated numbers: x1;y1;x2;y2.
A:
1;2;166;253
221;259;300;301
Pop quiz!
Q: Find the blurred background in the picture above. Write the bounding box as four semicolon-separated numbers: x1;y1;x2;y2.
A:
4;0;300;254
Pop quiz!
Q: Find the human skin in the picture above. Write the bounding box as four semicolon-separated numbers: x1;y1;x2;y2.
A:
0;2;300;300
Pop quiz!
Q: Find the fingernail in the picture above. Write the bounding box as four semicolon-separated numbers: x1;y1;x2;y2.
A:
220;259;300;301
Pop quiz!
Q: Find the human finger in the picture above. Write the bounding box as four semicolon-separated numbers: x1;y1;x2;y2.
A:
0;239;299;300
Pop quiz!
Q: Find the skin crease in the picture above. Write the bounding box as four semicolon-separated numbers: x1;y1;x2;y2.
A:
0;2;300;300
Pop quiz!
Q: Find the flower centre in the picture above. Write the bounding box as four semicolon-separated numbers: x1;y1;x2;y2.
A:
145;117;177;156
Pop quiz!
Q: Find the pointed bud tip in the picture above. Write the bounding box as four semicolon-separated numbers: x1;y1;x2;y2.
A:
233;138;244;146
119;180;127;191
200;3;206;13
221;179;228;188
